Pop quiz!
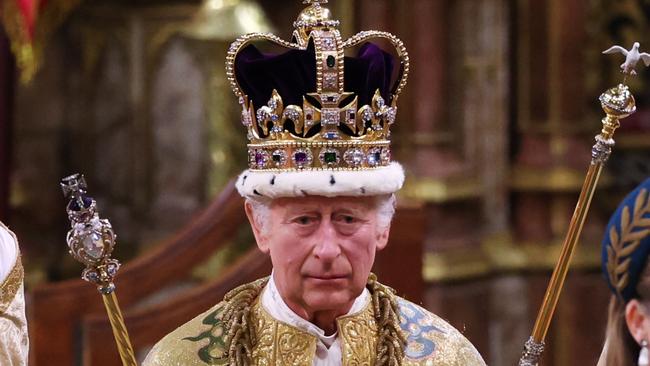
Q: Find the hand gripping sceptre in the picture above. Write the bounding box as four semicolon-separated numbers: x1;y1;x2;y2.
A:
60;173;137;366
518;42;647;366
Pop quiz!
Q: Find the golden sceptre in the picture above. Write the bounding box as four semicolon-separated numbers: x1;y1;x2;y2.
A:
60;173;137;366
518;43;647;365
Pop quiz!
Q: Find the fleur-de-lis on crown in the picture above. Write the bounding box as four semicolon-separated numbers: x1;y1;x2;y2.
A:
256;92;284;135
375;95;397;125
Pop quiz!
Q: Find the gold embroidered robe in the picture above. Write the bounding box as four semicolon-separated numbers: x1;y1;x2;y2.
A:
0;225;29;366
144;280;485;366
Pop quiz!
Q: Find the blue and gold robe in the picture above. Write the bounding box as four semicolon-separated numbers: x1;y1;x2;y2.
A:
144;278;485;366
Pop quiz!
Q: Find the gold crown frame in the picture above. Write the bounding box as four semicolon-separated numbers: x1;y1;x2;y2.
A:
226;0;409;172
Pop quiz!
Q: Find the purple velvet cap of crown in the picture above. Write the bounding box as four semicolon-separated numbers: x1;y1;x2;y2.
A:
234;41;395;109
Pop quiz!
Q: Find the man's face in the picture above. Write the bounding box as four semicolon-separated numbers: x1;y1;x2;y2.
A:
245;196;390;317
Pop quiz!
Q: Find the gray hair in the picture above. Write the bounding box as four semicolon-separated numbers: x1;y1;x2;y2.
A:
246;194;396;235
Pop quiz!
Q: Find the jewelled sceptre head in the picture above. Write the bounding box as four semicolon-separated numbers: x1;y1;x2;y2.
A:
519;43;647;366
61;174;120;293
60;173;137;366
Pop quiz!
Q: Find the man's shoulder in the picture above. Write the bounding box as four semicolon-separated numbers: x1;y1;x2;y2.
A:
396;297;486;366
143;301;230;366
143;278;269;366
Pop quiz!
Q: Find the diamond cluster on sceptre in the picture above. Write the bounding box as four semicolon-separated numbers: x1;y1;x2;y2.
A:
61;174;120;292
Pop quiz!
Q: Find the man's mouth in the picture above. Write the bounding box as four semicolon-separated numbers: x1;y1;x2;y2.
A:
305;274;348;280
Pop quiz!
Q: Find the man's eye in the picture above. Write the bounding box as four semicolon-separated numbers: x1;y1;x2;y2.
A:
338;215;357;224
295;216;315;225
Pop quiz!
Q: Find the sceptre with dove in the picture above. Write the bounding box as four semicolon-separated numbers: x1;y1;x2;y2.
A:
519;42;647;365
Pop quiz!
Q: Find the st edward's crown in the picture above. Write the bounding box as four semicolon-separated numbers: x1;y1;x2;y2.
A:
226;0;409;172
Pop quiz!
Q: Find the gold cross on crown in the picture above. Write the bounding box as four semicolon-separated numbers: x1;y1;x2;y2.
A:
303;0;328;4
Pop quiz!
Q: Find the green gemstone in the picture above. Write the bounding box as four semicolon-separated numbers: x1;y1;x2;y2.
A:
326;55;336;68
324;152;338;163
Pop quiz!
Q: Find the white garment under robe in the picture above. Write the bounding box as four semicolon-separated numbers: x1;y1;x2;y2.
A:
0;224;17;282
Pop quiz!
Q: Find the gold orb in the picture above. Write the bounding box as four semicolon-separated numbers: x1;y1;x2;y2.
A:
599;84;636;118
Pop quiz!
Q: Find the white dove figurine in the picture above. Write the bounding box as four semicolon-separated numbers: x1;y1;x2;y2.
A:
603;42;650;76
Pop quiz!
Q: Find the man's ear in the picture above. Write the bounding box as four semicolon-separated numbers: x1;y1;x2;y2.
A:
625;299;649;343
376;225;390;251
244;201;270;253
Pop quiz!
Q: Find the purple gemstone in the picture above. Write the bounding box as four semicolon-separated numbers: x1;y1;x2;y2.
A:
294;152;308;164
255;151;266;167
68;195;93;212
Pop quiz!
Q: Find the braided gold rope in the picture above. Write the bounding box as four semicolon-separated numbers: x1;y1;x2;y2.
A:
606;188;650;299
221;277;269;366
367;273;407;366
220;274;406;365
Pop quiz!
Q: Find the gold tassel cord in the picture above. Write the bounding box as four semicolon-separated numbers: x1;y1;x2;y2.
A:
367;273;407;366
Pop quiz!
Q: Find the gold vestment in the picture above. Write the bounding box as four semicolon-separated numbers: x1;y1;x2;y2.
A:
0;224;29;366
144;279;485;366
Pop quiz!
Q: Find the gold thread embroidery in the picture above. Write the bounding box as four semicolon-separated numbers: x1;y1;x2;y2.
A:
0;256;23;314
338;301;379;365
211;274;406;365
402;311;486;366
250;299;317;366
606;188;650;299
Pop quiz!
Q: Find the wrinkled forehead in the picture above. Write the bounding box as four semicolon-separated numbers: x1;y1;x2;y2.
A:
271;195;377;211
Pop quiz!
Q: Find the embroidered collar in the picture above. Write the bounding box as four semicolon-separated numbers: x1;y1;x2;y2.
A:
262;273;370;347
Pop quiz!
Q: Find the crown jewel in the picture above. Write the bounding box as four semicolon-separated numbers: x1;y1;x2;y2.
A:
227;1;409;172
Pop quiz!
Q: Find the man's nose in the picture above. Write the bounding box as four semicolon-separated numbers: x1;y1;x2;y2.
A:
313;221;341;261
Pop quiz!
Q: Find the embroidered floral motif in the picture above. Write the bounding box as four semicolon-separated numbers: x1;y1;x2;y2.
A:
338;303;379;365
398;300;443;360
183;304;228;364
